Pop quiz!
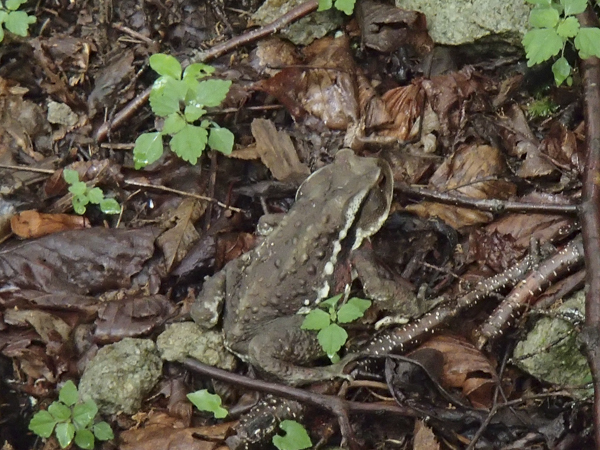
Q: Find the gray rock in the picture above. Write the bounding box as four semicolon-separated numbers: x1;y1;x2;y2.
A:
513;290;592;399
396;0;530;46
252;0;343;46
157;322;237;371
79;338;162;415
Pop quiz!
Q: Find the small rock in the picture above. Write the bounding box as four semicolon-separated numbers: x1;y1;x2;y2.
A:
47;101;78;127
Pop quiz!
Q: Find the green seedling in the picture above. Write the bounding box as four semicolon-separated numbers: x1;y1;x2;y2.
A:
272;420;312;450
522;0;600;86
133;54;234;168
29;380;114;449
317;0;356;15
187;389;228;419
301;293;372;362
0;0;36;43
527;95;559;118
63;169;121;215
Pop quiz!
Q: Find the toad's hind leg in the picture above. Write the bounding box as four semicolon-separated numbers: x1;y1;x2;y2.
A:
247;315;351;386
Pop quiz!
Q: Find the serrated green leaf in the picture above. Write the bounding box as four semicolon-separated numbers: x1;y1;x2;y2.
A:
334;0;355;15
183;63;215;81
301;309;331;330
184;103;206;122
48;402;71;422
190;79;232;107
68;181;87;196
4;10;35;36
29;410;58;438
208;126;234;154
72;400;97;429
74;428;95;449
133;132;164;169
149;53;182;80
320;293;343;309
574;27;600;59
149;76;187;117
552;56;571;86
561;0;587;16
162;113;186;135
272;420;312;450
93;421;114;441
63;169;80;185
338;298;371;323
317;323;348;356
169;124;207;165
317;0;333;11
529;6;560;28
59;380;79;406
187;390;228;419
522;28;563;66
86;187;104;204
100;198;121;215
556;16;580;38
6;0;27;10
55;422;75;449
72;196;88;215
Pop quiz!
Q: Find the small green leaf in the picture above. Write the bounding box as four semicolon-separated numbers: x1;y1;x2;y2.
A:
72;400;98;429
334;0;355;15
29;410;58;438
556;16;580;38
68;181;87;196
529;6;560;28
574;27;600;59
93;421;114;441
301;309;331;330
190;79;232;107
187;390;228;419
522;28;563;66
59;380;79;406
86;187;104;204
74;429;95;450
561;0;587;16
184;103;206;122
272;420;312;450
317;323;348;357
149;53;182;80
208;126;234;154
6;0;28;10
149;76;187;117
4;10;35;36
338;298;372;323
55;422;75;449
320;293;343;309
63;169;80;185
552;57;571;86
162;112;186;135
169;124;207;165
100;198;121;215
183;63;215;81
133;132;164;169
72;196;88;215
48;402;71;422
317;0;333;11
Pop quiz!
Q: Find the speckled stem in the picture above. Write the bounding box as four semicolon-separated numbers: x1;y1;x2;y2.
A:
476;236;585;349
363;255;535;355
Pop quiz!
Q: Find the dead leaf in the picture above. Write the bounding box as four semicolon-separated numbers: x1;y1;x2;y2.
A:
380;82;424;141
413;419;440;450
11;210;90;238
3;309;72;344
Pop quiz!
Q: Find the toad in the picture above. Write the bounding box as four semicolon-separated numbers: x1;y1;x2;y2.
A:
191;149;421;385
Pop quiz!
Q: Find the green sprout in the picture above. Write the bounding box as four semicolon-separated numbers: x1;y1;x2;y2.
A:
133;54;234;169
301;294;372;362
522;0;600;86
187;389;228;419
317;0;356;15
63;169;121;215
29;380;114;449
0;0;36;43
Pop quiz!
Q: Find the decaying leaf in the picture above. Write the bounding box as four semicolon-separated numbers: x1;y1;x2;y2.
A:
11;210;90;238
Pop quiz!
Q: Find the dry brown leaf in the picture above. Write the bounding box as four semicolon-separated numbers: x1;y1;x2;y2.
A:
413;419;440;450
3;309;72;343
11;210;90;238
249;37;301;76
380;83;424;141
157;198;206;272
418;335;497;409
251;118;310;184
